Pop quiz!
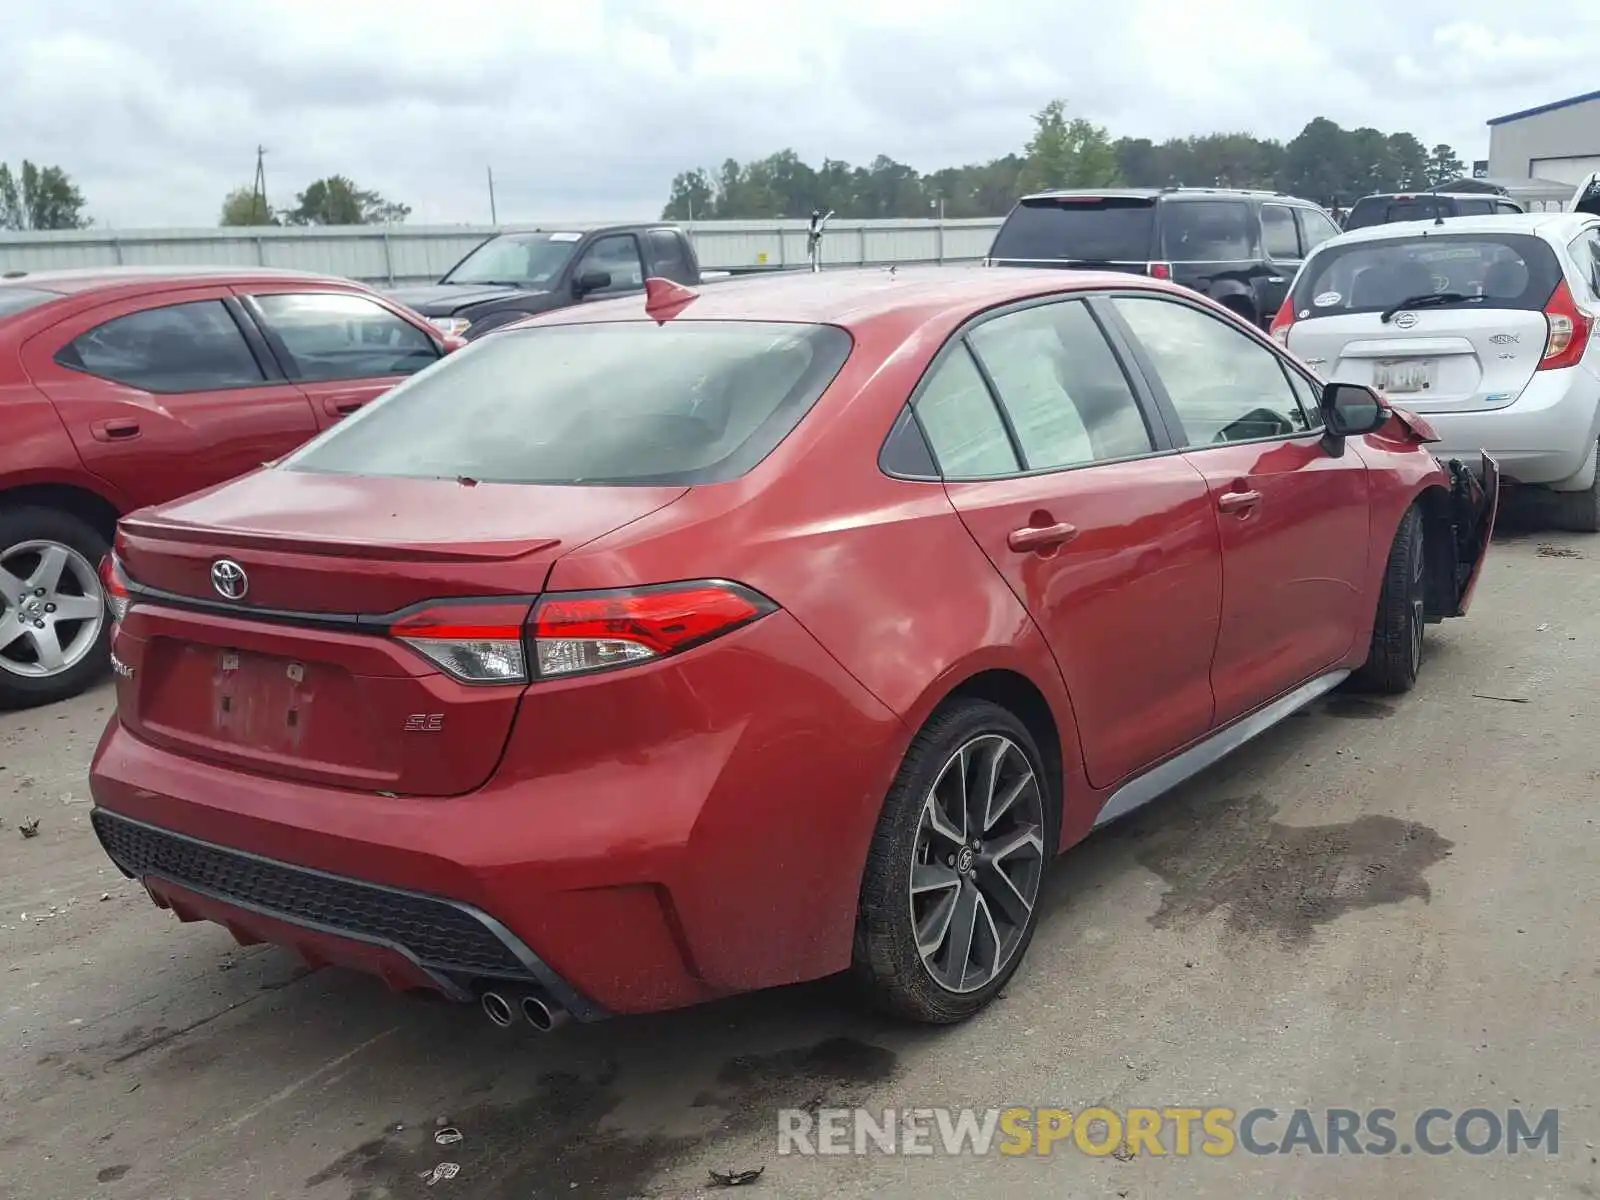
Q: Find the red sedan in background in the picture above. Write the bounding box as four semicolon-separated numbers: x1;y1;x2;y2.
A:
0;267;459;708
88;268;1496;1029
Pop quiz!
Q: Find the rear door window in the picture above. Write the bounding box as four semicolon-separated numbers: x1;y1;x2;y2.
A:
990;196;1156;263
966;300;1153;469
913;345;1020;478
1292;232;1563;316
1160;201;1256;262
1261;205;1302;260
647;230;694;283
56;300;267;393
1296;209;1342;254
284;320;852;486
253;293;440;382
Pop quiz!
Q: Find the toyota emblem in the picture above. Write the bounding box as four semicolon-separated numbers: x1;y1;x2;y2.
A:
210;559;248;600
1393;312;1418;329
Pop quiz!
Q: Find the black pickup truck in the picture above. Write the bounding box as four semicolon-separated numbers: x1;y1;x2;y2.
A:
389;223;725;340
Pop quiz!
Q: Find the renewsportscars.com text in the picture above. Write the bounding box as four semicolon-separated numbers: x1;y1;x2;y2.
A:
777;1106;1561;1158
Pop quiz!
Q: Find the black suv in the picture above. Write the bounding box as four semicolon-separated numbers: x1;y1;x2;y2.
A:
1343;191;1525;230
985;187;1342;328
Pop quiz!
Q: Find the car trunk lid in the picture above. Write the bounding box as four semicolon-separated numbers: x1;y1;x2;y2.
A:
1287;308;1549;413
113;470;687;796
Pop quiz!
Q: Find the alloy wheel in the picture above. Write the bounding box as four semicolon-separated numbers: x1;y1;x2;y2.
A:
909;733;1045;994
0;540;106;680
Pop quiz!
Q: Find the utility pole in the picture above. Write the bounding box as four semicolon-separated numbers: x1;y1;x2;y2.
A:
486;166;498;226
251;145;269;224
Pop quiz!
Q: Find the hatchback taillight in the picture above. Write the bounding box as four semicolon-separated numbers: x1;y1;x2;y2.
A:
1538;280;1592;372
1269;295;1296;346
529;581;775;678
99;553;131;622
389;599;532;684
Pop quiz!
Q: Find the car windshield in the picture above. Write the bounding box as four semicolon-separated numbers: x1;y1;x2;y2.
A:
1292;232;1562;317
1160;200;1256;261
442;233;583;287
990;196;1156;262
281;320;853;486
0;285;64;318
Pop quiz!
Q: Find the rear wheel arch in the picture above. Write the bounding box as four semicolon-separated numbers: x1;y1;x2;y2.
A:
942;669;1065;832
0;482;121;545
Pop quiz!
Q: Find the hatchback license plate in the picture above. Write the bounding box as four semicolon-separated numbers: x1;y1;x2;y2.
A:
1374;359;1437;393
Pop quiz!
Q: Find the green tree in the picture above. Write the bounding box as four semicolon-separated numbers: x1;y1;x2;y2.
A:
661;168;715;220
0;160;89;230
1426;143;1466;186
283;176;410;226
1017;100;1119;193
219;186;278;226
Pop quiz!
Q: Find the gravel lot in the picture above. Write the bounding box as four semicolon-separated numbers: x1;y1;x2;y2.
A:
1;529;1597;1200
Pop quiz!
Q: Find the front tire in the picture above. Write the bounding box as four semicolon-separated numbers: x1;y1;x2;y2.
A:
0;507;112;710
1350;504;1425;695
853;699;1052;1024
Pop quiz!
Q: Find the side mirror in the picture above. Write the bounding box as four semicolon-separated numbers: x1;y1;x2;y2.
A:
574;269;612;296
441;334;468;354
1322;382;1388;437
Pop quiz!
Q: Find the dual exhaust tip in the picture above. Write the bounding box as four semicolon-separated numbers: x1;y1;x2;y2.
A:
480;988;568;1033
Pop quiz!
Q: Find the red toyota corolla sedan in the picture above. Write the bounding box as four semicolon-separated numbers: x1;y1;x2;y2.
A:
88;268;1498;1029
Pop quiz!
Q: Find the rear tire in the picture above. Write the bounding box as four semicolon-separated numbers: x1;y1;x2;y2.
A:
1350;505;1425;695
0;507;112;710
853;699;1052;1024
1552;438;1600;533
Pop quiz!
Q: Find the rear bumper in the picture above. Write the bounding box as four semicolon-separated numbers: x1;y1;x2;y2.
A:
1422;366;1600;486
88;611;907;1016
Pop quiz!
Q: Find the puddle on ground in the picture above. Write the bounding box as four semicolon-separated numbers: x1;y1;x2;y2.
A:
307;1036;897;1200
1125;793;1453;945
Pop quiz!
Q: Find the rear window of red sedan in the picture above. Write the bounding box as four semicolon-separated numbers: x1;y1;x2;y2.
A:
282;320;853;485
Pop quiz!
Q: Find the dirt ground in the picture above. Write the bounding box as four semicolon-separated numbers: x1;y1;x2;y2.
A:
1;529;1597;1200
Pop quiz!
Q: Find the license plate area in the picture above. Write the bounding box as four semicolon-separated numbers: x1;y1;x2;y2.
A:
1374;358;1438;394
214;648;317;750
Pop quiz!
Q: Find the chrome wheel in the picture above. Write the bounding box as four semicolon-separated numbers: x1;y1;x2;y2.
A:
0;540;106;680
910;734;1045;994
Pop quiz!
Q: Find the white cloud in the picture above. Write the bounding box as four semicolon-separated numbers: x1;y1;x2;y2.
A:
5;0;1600;227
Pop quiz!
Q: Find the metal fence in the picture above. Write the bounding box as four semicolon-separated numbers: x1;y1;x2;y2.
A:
0;219;1005;286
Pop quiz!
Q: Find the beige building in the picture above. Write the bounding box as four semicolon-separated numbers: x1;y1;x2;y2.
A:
1487;90;1600;191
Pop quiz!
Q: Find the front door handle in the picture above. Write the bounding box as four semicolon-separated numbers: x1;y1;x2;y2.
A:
1007;522;1079;553
1218;489;1262;514
91;418;141;442
322;396;366;417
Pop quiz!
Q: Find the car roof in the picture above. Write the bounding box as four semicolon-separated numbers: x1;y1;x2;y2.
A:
1352;192;1509;203
1018;186;1309;204
0;265;360;296
1315;211;1593;249
524;266;1193;333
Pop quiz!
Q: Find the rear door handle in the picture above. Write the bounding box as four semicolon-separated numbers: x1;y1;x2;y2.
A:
322;396;366;417
1007;522;1079;553
1218;489;1262;514
91;418;141;442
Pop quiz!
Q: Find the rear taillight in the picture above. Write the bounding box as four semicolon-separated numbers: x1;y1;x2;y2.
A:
389;599;532;684
1269;295;1296;346
529;580;775;678
99;553;131;622
1538;280;1592;371
1147;262;1173;280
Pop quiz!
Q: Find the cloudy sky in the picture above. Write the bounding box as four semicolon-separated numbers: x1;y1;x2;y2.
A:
5;0;1598;229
